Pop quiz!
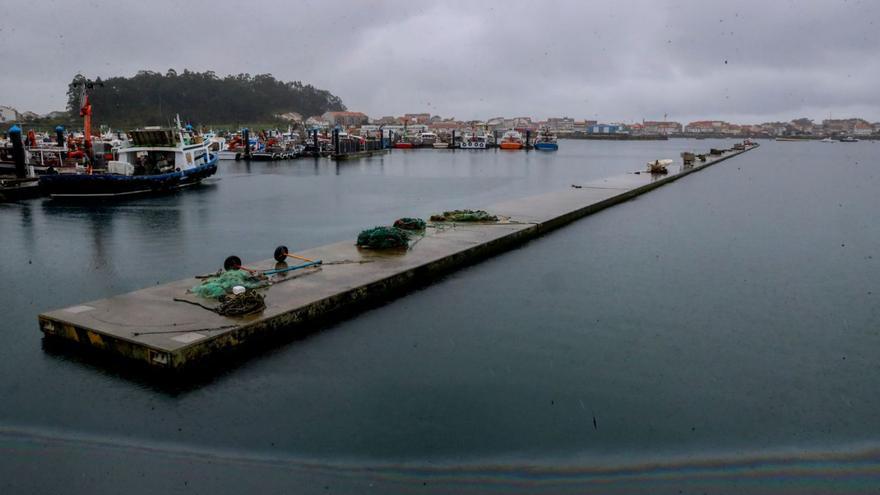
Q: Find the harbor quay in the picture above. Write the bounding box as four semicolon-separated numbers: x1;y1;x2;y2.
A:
37;145;758;370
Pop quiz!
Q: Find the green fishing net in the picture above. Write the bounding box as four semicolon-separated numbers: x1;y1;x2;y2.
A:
430;209;498;222
191;269;266;299
356;226;411;249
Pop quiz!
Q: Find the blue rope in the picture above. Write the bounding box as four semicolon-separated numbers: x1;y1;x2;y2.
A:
262;260;323;276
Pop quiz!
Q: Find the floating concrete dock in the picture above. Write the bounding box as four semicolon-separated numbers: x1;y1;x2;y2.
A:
38;145;758;370
331;148;389;161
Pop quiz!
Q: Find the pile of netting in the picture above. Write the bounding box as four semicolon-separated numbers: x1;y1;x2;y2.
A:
191;269;267;299
216;290;266;316
430;209;498;222
393;217;426;231
356;226;411;249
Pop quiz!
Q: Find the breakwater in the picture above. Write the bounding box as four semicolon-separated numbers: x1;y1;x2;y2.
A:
37;144;758;370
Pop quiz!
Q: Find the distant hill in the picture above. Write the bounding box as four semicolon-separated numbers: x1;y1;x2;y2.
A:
65;70;346;126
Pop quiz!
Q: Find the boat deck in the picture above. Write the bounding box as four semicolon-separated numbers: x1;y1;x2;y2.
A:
38;145;758;370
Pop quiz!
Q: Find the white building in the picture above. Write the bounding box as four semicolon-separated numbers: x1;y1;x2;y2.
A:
0;106;17;123
305;116;329;129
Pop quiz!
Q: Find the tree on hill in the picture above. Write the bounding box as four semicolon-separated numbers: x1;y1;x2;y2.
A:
65;70;346;126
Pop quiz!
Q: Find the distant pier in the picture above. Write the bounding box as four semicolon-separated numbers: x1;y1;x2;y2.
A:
331;148;389;161
38;144;758;370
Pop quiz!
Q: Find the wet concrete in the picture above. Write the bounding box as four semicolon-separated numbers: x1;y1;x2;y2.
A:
37;145;757;369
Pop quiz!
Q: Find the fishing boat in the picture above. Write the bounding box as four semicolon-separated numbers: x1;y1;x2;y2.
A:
203;131;226;154
0;125;43;201
0;177;42;201
219;134;245;160
0;144;67;175
40;117;217;198
393;132;418;149
419;132;439;147
839;136;859;143
458;133;487;149
534;128;559;151
432;135;450;149
498;130;524;150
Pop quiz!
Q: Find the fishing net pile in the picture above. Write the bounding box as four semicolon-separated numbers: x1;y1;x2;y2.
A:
356;226;411;249
430;209;498;222
191;269;267;299
393;217;426;231
215;290;266;316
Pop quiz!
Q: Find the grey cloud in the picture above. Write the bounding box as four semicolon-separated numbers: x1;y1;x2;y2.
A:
1;0;877;123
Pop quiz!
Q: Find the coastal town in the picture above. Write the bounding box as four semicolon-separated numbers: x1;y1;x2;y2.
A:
3;104;878;140
311;112;880;139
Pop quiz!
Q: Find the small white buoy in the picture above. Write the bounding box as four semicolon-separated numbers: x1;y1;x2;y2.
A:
232;285;246;295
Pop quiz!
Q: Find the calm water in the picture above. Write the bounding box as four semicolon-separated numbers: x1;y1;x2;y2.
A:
1;139;879;493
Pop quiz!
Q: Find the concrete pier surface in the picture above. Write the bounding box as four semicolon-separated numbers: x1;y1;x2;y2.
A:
38;145;758;369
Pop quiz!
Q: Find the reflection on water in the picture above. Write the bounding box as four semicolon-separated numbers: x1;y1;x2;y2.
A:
2;423;879;493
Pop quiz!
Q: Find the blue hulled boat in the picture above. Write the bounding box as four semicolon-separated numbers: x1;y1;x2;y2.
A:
40;119;217;198
534;127;559;151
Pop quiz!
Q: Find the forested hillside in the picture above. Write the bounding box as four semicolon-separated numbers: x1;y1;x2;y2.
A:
65;70;346;126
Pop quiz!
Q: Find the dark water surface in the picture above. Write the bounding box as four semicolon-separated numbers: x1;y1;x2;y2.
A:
2;140;879;493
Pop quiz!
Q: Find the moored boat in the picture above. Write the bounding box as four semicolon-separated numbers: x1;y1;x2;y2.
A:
419;132;439;147
839;136;859;143
458;133;488;149
393;132;419;149
534;127;559;151
0;125;44;201
40;118;217;198
0;177;42;202
498;130;524;150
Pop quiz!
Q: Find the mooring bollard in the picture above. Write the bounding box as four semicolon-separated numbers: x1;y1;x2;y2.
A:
9;125;26;179
242;128;251;159
55;125;65;147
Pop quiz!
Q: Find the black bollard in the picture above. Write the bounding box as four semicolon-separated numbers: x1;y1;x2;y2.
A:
55;125;65;147
451;130;456;150
9;125;26;178
242;128;251;159
525;130;531;150
494;130;499;149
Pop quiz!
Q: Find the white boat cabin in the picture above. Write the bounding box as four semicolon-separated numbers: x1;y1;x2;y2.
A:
111;128;211;176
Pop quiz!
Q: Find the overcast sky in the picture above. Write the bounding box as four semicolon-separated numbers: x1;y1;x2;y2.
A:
1;0;878;123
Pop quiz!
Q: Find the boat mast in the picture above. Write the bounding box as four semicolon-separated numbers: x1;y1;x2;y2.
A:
79;85;92;166
175;114;184;143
